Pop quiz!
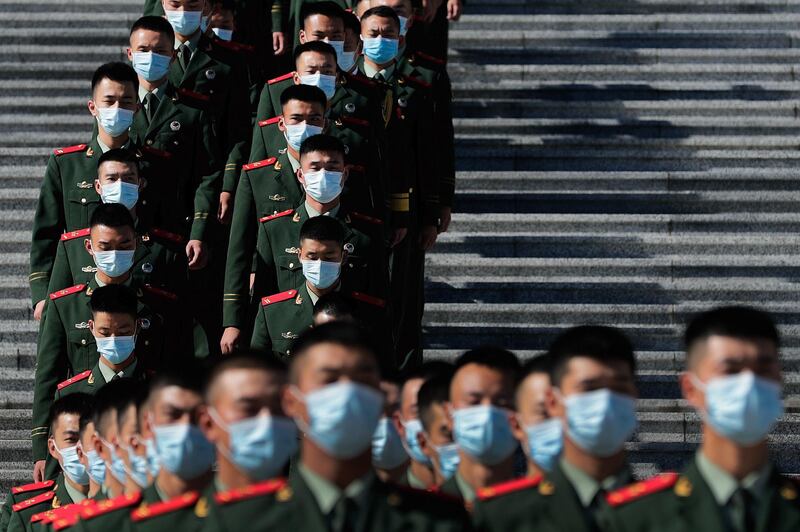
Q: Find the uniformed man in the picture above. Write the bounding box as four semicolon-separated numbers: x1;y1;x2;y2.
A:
29;62;140;322
113;386;153;495
417;374;460;486
31;206;180;483
603;307;799;532
220;134;379;354
472;326;639;532
511;355;563;480
75;417;104;501
390;361;454;489
437;347;521;505
8;395;93;532
372;376;409;483
260;321;474;530
250;216;387;360
196;355;296;532
289;0;351;49
340;11;362;75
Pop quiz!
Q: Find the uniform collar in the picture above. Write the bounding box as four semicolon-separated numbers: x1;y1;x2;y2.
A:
63;477;86;504
175;29;202;51
93;273;133;288
97;357;138;384
138;84;164;104
298;463;375;516
559;457;631;508
407;468;426;489
454;471;476;503
362;59;396;81
695;450;772;506
304;201;340;219
287;151;301;173
305;280;341;307
96;136;131;154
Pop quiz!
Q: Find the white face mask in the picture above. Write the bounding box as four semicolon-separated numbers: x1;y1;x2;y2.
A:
302;169;343;204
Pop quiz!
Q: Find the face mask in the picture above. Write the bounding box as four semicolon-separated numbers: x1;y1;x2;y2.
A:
120;444;149;488
131;51;172;82
210;409;298;481
323;39;345;59
401;418;431;466
433;442;459;480
299;72;337;100
398;16;409;37
212;27;233;41
452;405;517;465
302;169;343;204
92;249;135;278
691;372;783;446
95;335;136;365
100;180;139;210
361;36;399;64
100;439;127;484
144;438;161;477
522;418;563;472
200;15;209;32
165;9;203;35
293;382;383;459
283;121;323;151
372;417;408;469
564;389;637;457
54;443;89;485
85;449;106;485
301;259;341;290
337;49;357;72
96;107;134;137
153;423;215;480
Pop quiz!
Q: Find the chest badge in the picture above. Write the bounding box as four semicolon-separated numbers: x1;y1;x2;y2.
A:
268;194;286;202
76;181;93;189
142;263;154;274
284;247;299;254
170;121;181;131
344;102;355;113
81;266;97;273
344;243;354;253
205;69;216;80
74;322;89;329
281;331;299;339
397;97;408;108
139;318;151;330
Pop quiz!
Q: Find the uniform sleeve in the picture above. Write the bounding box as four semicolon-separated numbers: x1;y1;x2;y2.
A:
249;306;273;354
256;223;279;296
29;155;65;307
222;63;254;193
31;302;69;461
190;111;223;241
46;242;74;296
223;172;258;328
433;70;456;208
5;507;25;532
254;84;276;123
269;0;283;32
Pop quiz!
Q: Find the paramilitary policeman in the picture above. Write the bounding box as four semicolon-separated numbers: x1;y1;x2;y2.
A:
472;326;639;532
250;216;387;360
602;307;800;532
256;322;473;531
29;62;141;323
288;0;352;49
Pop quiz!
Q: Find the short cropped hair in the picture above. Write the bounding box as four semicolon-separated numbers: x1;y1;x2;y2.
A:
90;285;138;319
312;292;356;321
289;322;378;382
547;325;636;387
301;1;346;25
89;202;136;232
91;62;139;97
280;83;327;110
299;216;345;247
684;306;780;366
299;134;345;160
49;393;93;435
360;6;400;32
93;379;141;437
98;148;140;173
454;346;521;382
205;353;287;402
130;15;175;44
293;40;338;64
343;11;361;34
418;374;451;432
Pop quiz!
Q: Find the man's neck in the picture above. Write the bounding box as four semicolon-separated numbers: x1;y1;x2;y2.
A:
302;442;372;490
104;470;124;498
99;354;135;374
526;460;545;480
364;57;394;73
701;429;769;481
306;280;338;299
97;270;131;286
216;457;254;491
409;459;435;488
65;474;89;495
175;30;199;45
96;130;128;151
139;76;168;94
156;470;211;500
88;480;100;499
287;146;300;161
457;453;514;491
563;440;626;482
308;197;340;216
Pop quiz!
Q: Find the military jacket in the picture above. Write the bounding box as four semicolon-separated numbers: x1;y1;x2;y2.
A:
31;497;96;532
53;357;148;400
6;475;72;532
199;478;282;532
0;481;56;532
73;491;143;532
130;487;212;532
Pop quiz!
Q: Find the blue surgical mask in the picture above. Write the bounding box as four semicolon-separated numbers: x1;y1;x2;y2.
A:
293;382;383;459
131;51;172;82
96;107;134;137
691;372;783;446
100;180;139;210
337;49;357;72
85;449;106;485
433;442;459;480
95;335;136;365
210;409;298;481
398;16;409;37
153;423;215;480
120;444;149;488
302;169;343;204
452;405;517;465
401;418;431;466
200;15;209;32
522;418;563;472
283;121;323;151
372;417;408;469
100;439;127;484
54;443;89;486
144;438;161;477
212;27;233;41
564;389;637;457
302;259;341;290
299;72;337;101
92;249;135;278
165;9;203;36
361;36;399;64
323;39;345;59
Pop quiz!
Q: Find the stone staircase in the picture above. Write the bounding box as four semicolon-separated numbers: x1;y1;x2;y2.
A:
2;0;800;498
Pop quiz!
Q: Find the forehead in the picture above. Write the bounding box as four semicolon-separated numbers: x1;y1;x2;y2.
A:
94;77;136;97
130;28;170;46
305;13;343;29
451;363;511;394
693;335;778;364
99;160;138;174
297;51;335;66
55;412;81;432
362;15;397;30
563;355;632;382
301;149;343;163
216;368;280;398
300;238;340;253
283;99;324;114
302;342;374;371
154;385;202;409
90;311;136;325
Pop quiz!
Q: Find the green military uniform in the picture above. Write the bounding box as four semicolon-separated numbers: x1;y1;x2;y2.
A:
142;0;162;16
6;475;74;532
472;458;632;532
601;454;800;532
438;472;471;504
30;498;96;532
73;491;145;532
0;481;56;532
53;357;148;400
250;282;386;360
199;479;282;532
129;485;214;532
31;278;180;466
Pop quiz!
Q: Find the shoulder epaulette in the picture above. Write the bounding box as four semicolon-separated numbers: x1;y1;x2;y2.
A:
349;211;383;225
12;480;55;495
131;492;199;522
52;514;79;531
214;478;287;505
60;228;90;242
606;472;679;508
30;509;55;524
57;370;92;390
413;51;446;66
140;145;173;160
268;72;294;85
258;116;281;127
477;476;542;501
402;75;432;89
261;289;297;306
80;492;142;520
176;88;211;103
339;116;370;128
242;157;277;171
49;284;86;301
259;209;294;223
350;292;385;308
143;284;178;302
343;72;377;88
150;227;184;244
12;491;55;512
212;38;254;53
53;144;88;156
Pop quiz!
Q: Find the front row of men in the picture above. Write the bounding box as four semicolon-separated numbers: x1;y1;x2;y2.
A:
8;305;799;531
